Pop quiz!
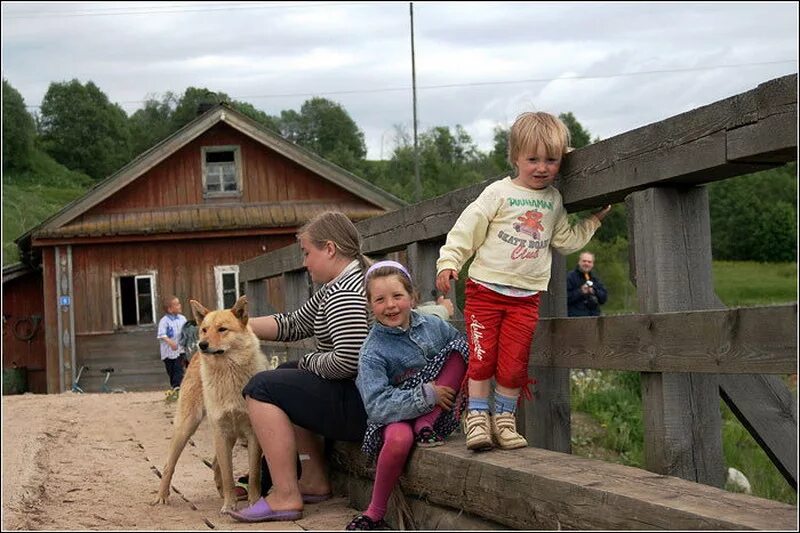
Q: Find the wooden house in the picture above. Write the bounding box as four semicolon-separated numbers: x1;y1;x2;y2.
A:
9;103;404;393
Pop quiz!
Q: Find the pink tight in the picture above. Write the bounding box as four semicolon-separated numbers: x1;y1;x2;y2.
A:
364;352;466;521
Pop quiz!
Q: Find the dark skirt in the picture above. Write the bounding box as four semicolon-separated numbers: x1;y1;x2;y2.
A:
242;360;367;442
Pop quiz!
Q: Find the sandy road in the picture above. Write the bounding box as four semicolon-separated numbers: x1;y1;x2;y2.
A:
2;391;357;531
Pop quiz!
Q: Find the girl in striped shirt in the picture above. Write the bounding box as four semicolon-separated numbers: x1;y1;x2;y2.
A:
232;211;371;523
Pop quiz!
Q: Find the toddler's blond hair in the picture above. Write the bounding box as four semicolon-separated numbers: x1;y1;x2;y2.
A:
508;112;571;170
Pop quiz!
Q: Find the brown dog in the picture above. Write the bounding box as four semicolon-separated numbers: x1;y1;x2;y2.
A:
153;296;270;513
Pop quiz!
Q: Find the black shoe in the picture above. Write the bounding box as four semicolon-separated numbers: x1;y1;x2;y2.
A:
345;514;389;530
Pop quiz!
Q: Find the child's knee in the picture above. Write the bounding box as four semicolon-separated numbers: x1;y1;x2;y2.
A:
383;423;414;454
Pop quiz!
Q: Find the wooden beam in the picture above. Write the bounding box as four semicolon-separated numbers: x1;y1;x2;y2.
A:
240;243;304;282
628;187;725;488
719;374;798;490
241;75;796;281
331;440;797;530
260;304;797;375
523;253;571;452
529;304;797;374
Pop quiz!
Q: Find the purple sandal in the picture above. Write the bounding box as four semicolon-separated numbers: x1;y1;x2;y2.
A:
228;498;302;523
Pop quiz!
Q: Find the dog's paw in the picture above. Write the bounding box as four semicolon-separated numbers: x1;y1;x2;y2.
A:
219;502;237;515
151;494;169;506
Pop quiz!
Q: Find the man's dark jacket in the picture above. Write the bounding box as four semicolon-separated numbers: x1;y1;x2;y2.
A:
566;266;608;317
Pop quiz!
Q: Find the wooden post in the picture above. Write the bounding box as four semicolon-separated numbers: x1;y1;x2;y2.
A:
626;186;725;487
245;279;271;318
407;240;455;311
282;270;310;362
521;253;571;452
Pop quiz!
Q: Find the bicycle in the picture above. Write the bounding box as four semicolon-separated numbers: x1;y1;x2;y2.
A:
72;365;88;393
100;367;126;393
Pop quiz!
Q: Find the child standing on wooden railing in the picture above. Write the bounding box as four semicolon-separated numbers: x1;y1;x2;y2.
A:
346;260;469;530
436;111;611;451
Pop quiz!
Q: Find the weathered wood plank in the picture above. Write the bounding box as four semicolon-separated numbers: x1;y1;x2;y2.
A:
524;253;571;452
727;108;797;163
719;374;798;490
240;244;304;282
628;187;725;488
330;440;797;530
529;304;797;374
330;469;505;530
259;304;796;375
240;75;796;282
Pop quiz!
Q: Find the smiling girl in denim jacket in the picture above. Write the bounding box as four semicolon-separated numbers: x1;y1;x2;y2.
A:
346;260;468;530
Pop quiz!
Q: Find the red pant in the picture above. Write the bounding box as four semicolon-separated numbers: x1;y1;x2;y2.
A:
464;279;540;389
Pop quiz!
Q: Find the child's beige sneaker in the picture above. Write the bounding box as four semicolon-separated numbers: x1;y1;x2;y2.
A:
491;412;528;450
464;410;493;451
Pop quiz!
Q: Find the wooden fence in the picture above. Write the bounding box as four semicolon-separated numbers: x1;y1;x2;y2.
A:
239;74;797;528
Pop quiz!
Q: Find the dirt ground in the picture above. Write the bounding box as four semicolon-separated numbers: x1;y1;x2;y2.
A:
1;390;358;531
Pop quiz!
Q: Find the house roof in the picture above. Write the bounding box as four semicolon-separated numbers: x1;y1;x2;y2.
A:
3;262;38;284
17;103;405;247
34;201;385;239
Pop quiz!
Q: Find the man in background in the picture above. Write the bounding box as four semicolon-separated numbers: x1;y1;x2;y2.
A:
567;251;608;317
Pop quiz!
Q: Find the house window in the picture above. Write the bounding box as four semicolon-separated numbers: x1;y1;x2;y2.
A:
116;274;156;326
202;146;241;197
214;265;240;309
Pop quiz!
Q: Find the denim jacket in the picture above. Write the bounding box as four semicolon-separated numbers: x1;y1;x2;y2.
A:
355;310;463;425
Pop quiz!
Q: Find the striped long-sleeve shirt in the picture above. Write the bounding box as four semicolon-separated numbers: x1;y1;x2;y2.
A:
273;261;368;380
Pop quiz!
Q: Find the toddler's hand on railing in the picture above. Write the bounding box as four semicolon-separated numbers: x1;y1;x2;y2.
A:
436;269;458;294
592;205;612;222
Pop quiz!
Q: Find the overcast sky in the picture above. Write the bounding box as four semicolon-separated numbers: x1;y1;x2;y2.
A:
2;1;798;160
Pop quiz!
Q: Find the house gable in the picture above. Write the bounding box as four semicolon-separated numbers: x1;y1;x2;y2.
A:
19;104;404;245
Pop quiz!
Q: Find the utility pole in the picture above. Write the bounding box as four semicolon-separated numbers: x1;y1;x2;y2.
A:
410;2;422;202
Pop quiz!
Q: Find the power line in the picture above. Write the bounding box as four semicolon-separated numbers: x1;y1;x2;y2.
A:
22;59;797;109
2;2;382;18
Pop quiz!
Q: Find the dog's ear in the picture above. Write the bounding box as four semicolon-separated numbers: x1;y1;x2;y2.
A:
190;300;210;322
231;296;248;326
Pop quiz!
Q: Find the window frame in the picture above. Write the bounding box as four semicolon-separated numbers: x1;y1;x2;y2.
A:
201;145;242;198
112;272;157;328
214;265;241;310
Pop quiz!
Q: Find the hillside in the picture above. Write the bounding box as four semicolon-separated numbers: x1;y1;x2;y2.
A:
3;149;93;264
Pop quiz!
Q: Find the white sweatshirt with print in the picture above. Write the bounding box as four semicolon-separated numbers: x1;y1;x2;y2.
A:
436;177;601;292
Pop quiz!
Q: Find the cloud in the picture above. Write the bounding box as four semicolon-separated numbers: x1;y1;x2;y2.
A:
2;1;797;160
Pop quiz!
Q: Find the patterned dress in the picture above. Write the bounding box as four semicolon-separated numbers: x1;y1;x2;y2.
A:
360;337;469;458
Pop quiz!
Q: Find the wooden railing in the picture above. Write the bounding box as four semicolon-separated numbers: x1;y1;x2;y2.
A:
240;74;797;526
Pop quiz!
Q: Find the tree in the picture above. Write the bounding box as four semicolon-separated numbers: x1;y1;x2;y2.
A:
709;164;797;262
39;79;131;180
128;92;178;155
170;87;230;130
384;124;485;202
489;126;512;174
2;79;37;174
276;97;366;172
559;112;591;149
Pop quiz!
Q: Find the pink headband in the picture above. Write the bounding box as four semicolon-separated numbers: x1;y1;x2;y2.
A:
365;260;412;281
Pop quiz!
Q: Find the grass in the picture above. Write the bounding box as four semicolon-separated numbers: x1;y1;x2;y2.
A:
2;149;93;264
570;370;797;504
712;261;797;307
566;245;797;505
